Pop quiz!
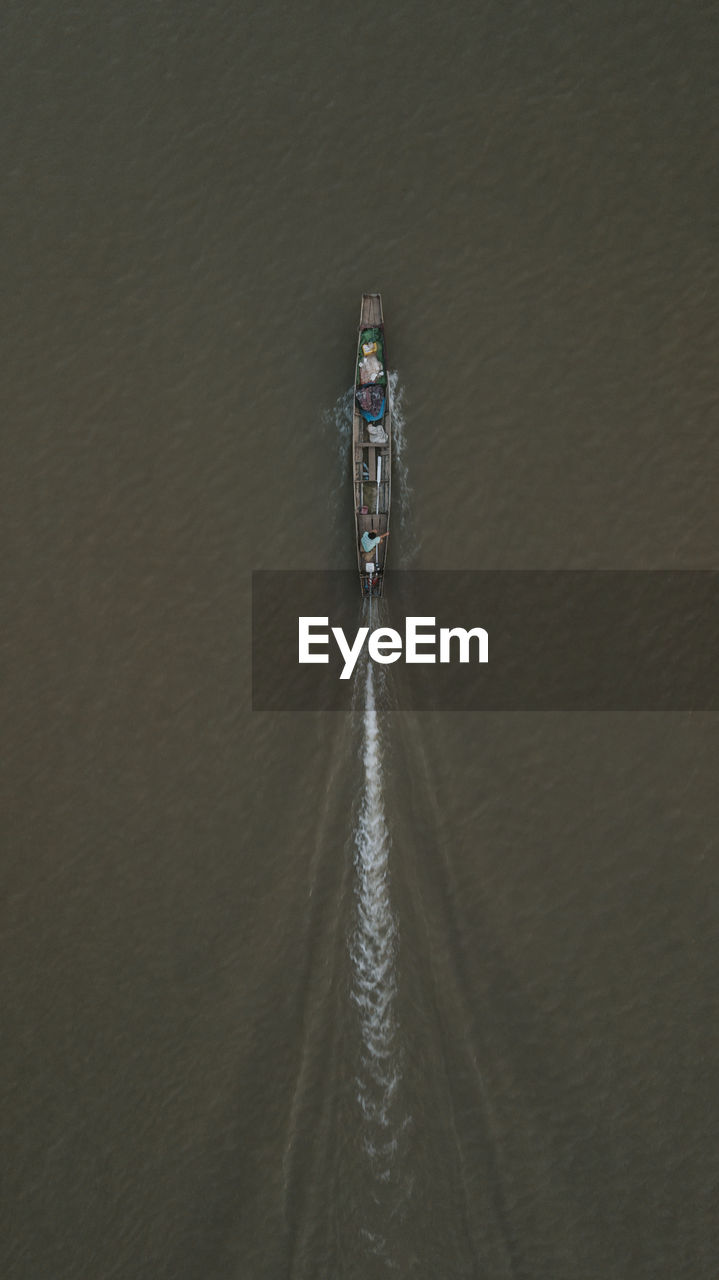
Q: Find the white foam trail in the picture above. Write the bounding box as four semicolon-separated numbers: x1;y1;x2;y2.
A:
387;371;417;566
350;662;401;1184
329;385;354;468
322;386;355;540
346;377;406;1184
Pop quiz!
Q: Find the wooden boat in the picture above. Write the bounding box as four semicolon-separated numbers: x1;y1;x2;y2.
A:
353;294;391;596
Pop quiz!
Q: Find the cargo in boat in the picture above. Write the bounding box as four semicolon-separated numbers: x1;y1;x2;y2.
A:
352;293;391;597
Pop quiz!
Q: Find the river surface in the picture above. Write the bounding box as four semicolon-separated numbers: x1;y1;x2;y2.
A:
3;2;719;1277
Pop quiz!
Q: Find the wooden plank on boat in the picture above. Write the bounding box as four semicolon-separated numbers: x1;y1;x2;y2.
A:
360;294;383;328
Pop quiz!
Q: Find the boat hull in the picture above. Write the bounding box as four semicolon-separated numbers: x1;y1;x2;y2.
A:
352;294;391;597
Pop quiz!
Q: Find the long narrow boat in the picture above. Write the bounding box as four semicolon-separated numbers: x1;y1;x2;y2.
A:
353;293;391;596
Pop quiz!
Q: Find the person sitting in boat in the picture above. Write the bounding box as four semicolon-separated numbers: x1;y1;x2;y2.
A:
360;528;389;563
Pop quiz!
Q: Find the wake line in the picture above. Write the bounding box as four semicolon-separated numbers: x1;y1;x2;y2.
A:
386;371;416;565
350;661;401;1182
347;369;409;1192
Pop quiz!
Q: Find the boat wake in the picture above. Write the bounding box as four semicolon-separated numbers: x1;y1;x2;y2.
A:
348;377;409;1191
322;386;354;539
351;660;399;1165
328;384;354;472
386;371;417;567
313;368;411;1266
347;657;410;1269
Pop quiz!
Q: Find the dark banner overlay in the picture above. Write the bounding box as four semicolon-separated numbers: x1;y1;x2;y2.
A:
252;571;719;711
